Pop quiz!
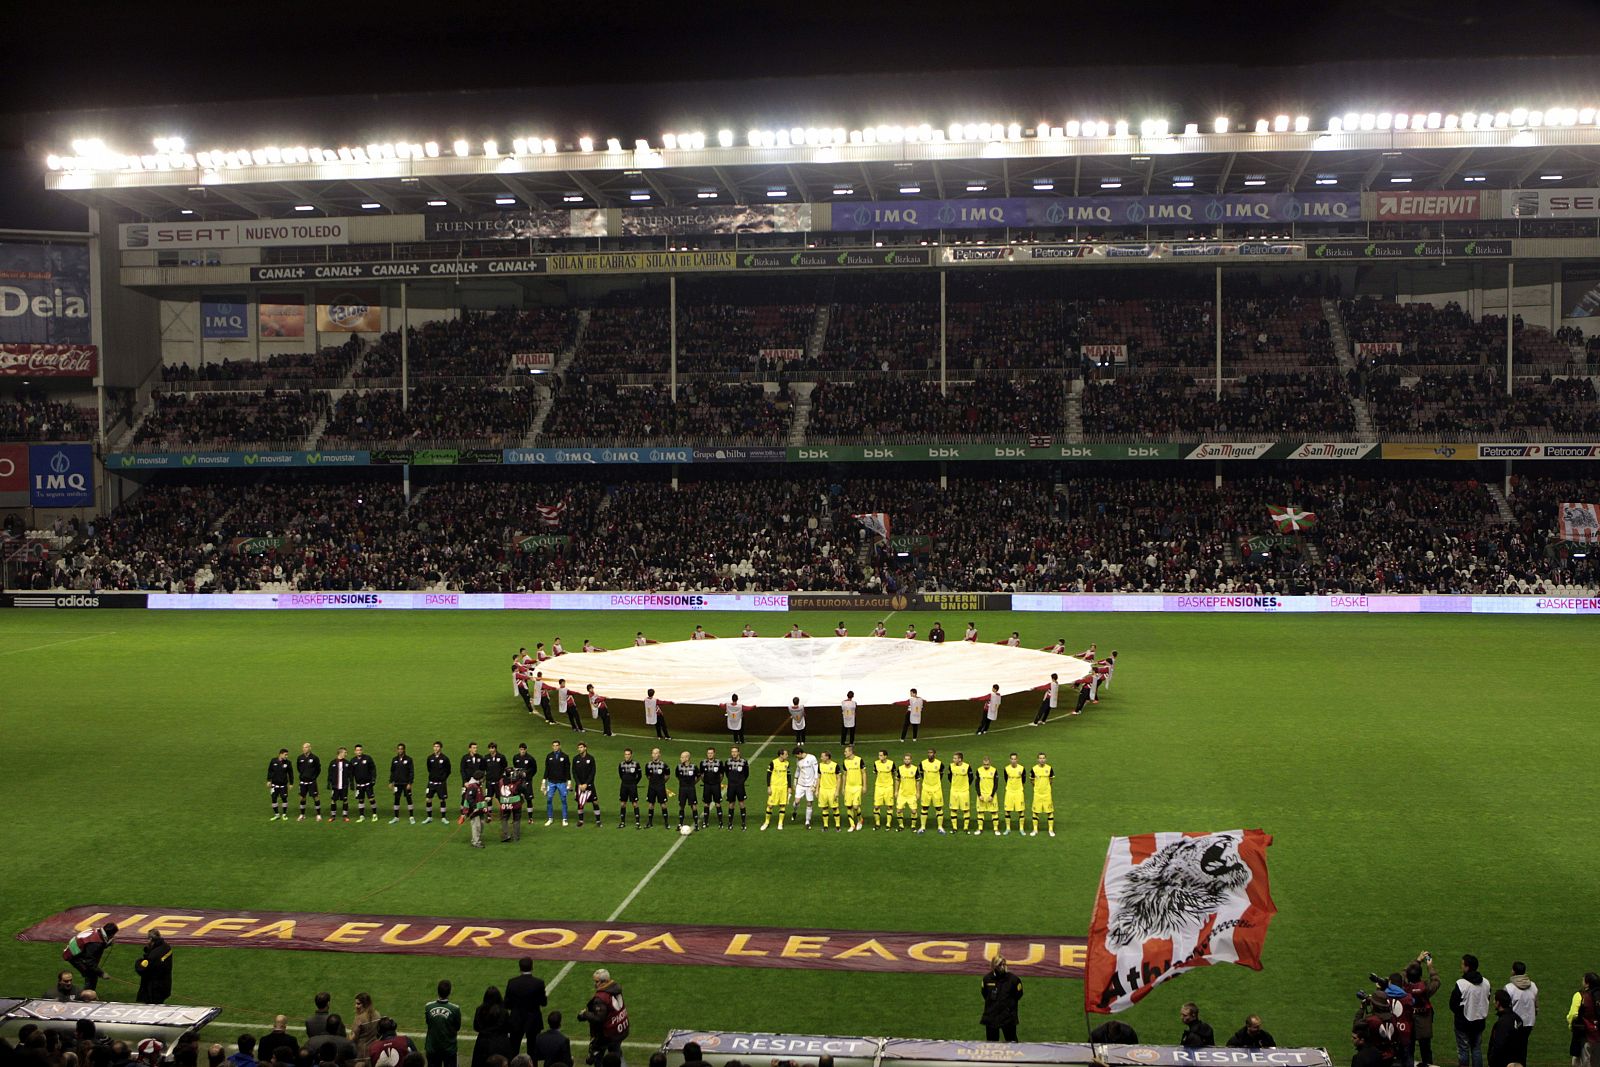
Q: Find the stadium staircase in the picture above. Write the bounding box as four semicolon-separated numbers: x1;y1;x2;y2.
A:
1485;483;1516;525
302;347;371;450
805;278;834;363
788;382;816;445
1322;297;1377;439
1064;379;1084;442
521;309;589;447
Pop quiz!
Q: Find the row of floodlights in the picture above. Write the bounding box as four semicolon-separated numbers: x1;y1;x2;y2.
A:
45;107;1600;173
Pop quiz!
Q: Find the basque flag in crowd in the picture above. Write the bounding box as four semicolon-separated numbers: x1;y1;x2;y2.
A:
1084;829;1277;1014
1267;504;1318;533
536;501;567;527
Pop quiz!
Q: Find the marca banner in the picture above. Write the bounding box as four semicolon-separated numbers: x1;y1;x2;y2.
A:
760;348;805;362
1511;189;1600;219
1184;442;1275;460
0;444;25;492
119;219;350;250
1558;502;1600;543
28;444;93;506
622;204;813;236
828;194;1359;231
258;298;306;339
1378;443;1479;461
425;209;607;241
513;352;555;370
1309;240;1511;260
1085;829;1277;1014
315;288;382;333
0;241;91;344
1374;191;1483;220
1082;345;1127;365
1354;342;1403;359
0;344;97;377
200;295;249;340
18;905;1087;978
664;1032;881;1067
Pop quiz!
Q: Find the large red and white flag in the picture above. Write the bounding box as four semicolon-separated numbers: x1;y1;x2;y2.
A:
1558;502;1599;543
853;512;891;542
535;501;567;528
1084;829;1277;1014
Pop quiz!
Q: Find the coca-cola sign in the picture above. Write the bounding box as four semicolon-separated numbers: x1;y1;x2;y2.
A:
0;343;98;377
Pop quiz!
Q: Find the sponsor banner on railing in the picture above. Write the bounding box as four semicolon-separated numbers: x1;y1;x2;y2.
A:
1081;344;1127;364
1511;188;1600;219
504;447;695;465
512;351;555;370
1476;443;1600;459
622;203;813;236
1354;341;1403;359
369;448;504;466
1096;1047;1331;1067
251;258;549;283
828;194;1359;231
1013;594;1600;614
1;241;91;344
121;219;349;250
545;251;737;274
258;297;305;338
0;343;97;377
315;287;381;333
144;592;791;610
786;593;1012;611
28;443;92;506
664;1032;881;1067
1309;239;1511;259
424;209;606;240
1282;442;1379;460
1374;191;1484;220
200;295;250;339
760;348;805;361
880;1040;1100;1066
105;450;371;470
1184;442;1275;460
737;248;931;269
1378;443;1479;461
2;592;149;609
789;443;1182;461
691;446;787;463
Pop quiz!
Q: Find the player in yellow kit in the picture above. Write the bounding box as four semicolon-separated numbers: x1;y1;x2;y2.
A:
1002;752;1028;835
946;752;973;834
841;745;866;832
1030;752;1056;837
973;756;1001;836
893;754;921;832
760;749;791;831
872;749;896;829
918;748;945;834
817;752;841;830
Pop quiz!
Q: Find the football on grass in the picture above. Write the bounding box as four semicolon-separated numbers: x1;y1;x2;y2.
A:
678;824;693;836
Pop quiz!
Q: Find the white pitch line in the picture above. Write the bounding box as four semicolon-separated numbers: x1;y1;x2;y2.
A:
545;725;787;998
0;631;117;656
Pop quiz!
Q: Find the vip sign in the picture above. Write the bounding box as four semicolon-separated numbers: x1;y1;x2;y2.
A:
28;444;93;506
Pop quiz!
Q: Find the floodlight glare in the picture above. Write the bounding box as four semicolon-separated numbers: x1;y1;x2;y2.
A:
1274;114;1289;132
718;129;734;147
1214;116;1230;133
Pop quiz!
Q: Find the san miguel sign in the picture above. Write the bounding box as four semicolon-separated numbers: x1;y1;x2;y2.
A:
20;905;1087;979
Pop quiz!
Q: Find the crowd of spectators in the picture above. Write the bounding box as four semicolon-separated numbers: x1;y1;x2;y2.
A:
133;390;328;449
160;340;362;384
1082;372;1357;437
540;379;788;445
15;469;1597;595
321;385;537;446
355;310;576;380
1368;371;1600;438
824;276;940;372
807;378;1066;441
0;392;97;441
1342;300;1573;368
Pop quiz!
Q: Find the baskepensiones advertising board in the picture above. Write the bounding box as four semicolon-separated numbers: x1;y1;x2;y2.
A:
1011;594;1600;614
142;592;791;610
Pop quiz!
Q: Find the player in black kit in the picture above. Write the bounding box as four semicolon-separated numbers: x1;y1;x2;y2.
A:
643;747;670;828
351;744;377;821
484;742;508;795
698;748;724;829
296;742;322;822
460;742;487;796
512;743;537;822
266;748;292;820
723;745;750;830
617;749;642;828
390;743;415;824
572;741;600;827
674;751;700;829
328;747;353;821
424;741;452;824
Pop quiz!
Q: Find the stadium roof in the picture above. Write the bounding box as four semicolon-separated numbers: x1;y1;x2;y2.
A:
43;119;1600;220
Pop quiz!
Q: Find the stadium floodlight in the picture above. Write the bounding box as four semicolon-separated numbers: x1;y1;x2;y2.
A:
966;182;987;192
337;146;354;162
1113;120;1129;137
167;136;185;151
1032;180;1054;191
1100;178;1121;189
1462;175;1486;182
1254;119;1269;134
495;195;517;205
760;130;776;147
634;138;650;151
512;138;528;155
1358;113;1375;130
426;198;448;206
1510;107;1528;125
1183;122;1198;135
293;204;314;212
791;126;805;144
452;139;469;157
483;140;498;157
1460;112;1477;129
1243;176;1267;186
1426;112;1442;129
1583;107;1598;125
1007;122;1022;140
1376;112;1392;130
45;153;61;170
1329;117;1344;133
1274;115;1290;132
1037;122;1051;139
662;133;677;150
629;191;650;200
1172;178;1194;188
1528;111;1544;127
1315;175;1337;184
179;208;194;215
542;139;556;154
1494;112;1510;127
833;186;853;195
424;141;440;157
250;148;268;165
1540;173;1563;180
576;136;593;153
1395;114;1409;130
1214;116;1230;134
768;187;788;198
562;193;584;202
266;145;284;163
360;202;381;209
776;129;792;147
1389;176;1412;183
747;129;762;147
1294;115;1310;132
899;185;921;194
718;129;734;148
1065;120;1081;137
608;138;624;151
697;190;717;199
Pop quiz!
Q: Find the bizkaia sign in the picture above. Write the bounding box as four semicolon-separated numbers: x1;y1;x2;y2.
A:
119;220;350;250
1373;191;1482;221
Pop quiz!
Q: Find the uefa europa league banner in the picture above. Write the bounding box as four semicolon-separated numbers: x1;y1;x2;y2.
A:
0;241;90;344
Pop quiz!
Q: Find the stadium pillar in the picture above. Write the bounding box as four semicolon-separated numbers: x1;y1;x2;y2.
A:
400;283;409;411
1214;267;1223;399
1505;260;1514;397
670;275;678;402
939;270;948;397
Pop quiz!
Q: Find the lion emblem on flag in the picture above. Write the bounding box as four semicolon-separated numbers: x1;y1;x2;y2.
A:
1562;503;1598;532
1105;833;1252;948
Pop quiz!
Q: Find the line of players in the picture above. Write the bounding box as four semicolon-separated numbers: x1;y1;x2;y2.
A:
512;635;1118;740
265;739;1058;838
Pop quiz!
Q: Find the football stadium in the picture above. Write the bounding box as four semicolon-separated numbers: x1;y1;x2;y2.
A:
3;11;1599;1067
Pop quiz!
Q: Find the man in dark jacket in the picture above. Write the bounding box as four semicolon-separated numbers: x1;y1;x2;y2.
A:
1407;955;1444;1067
532;1012;571;1067
1180;1003;1216;1048
64;922;118;992
577;970;628;1066
979;955;1023;1042
257;1018;298;1065
1352;1027;1386;1067
48;971;80;1002
1227;1016;1276;1049
135;933;174;1004
505;959;548;1057
1486;991;1527;1067
307;993;332;1038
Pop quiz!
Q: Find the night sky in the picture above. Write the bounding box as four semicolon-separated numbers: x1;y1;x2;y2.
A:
3;0;1598;229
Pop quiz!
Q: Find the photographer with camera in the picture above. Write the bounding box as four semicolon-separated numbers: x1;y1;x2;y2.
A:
1408;953;1445;1067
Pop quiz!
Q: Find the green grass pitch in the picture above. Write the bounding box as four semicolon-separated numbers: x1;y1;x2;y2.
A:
2;608;1595;1060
